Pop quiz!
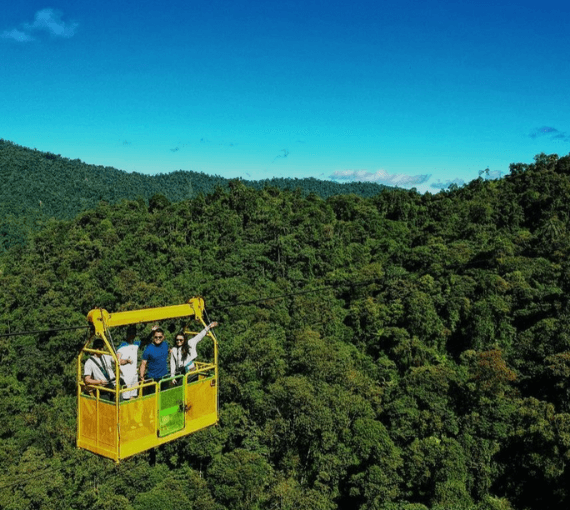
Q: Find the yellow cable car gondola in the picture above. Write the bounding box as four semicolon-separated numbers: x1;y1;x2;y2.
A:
76;297;218;462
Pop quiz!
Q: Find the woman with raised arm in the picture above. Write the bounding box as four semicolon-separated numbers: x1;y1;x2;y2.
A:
171;322;218;383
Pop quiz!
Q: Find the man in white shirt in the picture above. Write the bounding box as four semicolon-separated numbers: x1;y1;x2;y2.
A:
117;325;141;399
84;338;118;401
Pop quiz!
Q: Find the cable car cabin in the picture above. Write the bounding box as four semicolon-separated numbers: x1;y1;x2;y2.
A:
77;298;218;462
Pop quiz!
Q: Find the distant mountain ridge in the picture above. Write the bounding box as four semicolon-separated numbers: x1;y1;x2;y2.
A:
0;138;389;216
0;138;390;251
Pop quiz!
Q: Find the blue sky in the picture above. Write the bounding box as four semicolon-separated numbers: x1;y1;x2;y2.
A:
2;1;569;193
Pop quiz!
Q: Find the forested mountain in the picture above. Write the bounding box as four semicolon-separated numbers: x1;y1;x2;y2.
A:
2;152;570;509
0;139;388;252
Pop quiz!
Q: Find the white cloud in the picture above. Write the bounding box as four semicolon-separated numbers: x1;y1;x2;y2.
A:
329;169;431;187
529;126;570;142
2;28;34;42
25;8;78;38
430;178;465;190
2;8;78;43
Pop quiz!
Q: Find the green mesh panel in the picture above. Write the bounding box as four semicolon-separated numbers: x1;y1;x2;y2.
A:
158;382;185;437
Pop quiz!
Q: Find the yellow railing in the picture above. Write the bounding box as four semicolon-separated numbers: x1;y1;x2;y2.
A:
77;298;218;462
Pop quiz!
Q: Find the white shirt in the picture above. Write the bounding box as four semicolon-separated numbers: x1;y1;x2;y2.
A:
170;326;210;377
117;342;140;398
118;343;139;381
84;354;116;383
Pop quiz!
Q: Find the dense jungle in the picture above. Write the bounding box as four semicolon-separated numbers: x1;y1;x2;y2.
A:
0;139;387;253
2;142;570;510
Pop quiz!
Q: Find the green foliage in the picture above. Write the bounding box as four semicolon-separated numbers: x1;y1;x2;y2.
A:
1;150;570;508
0;139;389;252
208;450;272;510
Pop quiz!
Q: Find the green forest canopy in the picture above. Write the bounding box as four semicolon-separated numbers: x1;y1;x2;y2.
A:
1;149;570;509
0;139;388;252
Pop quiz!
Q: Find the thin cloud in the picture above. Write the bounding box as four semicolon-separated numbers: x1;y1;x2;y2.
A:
2;8;77;42
552;132;570;141
530;126;570;142
273;149;289;162
478;169;503;180
170;141;190;151
199;138;235;147
430;178;465;190
330;169;431;187
25;8;78;37
2;28;34;42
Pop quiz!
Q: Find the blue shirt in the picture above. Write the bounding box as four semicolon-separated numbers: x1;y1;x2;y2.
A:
142;341;169;379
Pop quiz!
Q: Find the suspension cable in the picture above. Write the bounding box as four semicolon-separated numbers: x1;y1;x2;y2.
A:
0;278;381;338
0;325;89;338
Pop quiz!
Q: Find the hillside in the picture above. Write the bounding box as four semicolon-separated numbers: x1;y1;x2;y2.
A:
2;152;570;509
0;139;388;251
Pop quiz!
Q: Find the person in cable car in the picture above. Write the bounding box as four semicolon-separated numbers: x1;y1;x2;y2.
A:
117;325;141;400
170;321;218;384
84;338;119;401
139;326;169;394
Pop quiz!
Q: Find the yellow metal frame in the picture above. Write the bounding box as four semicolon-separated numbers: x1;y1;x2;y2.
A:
77;297;219;462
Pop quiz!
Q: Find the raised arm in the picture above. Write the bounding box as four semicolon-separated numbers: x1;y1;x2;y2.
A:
187;322;218;362
170;349;177;378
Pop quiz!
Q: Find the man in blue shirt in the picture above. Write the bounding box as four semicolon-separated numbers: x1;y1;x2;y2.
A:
140;326;169;394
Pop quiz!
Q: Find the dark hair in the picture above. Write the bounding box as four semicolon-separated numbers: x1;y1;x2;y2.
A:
150;328;165;338
175;331;189;358
93;338;105;350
